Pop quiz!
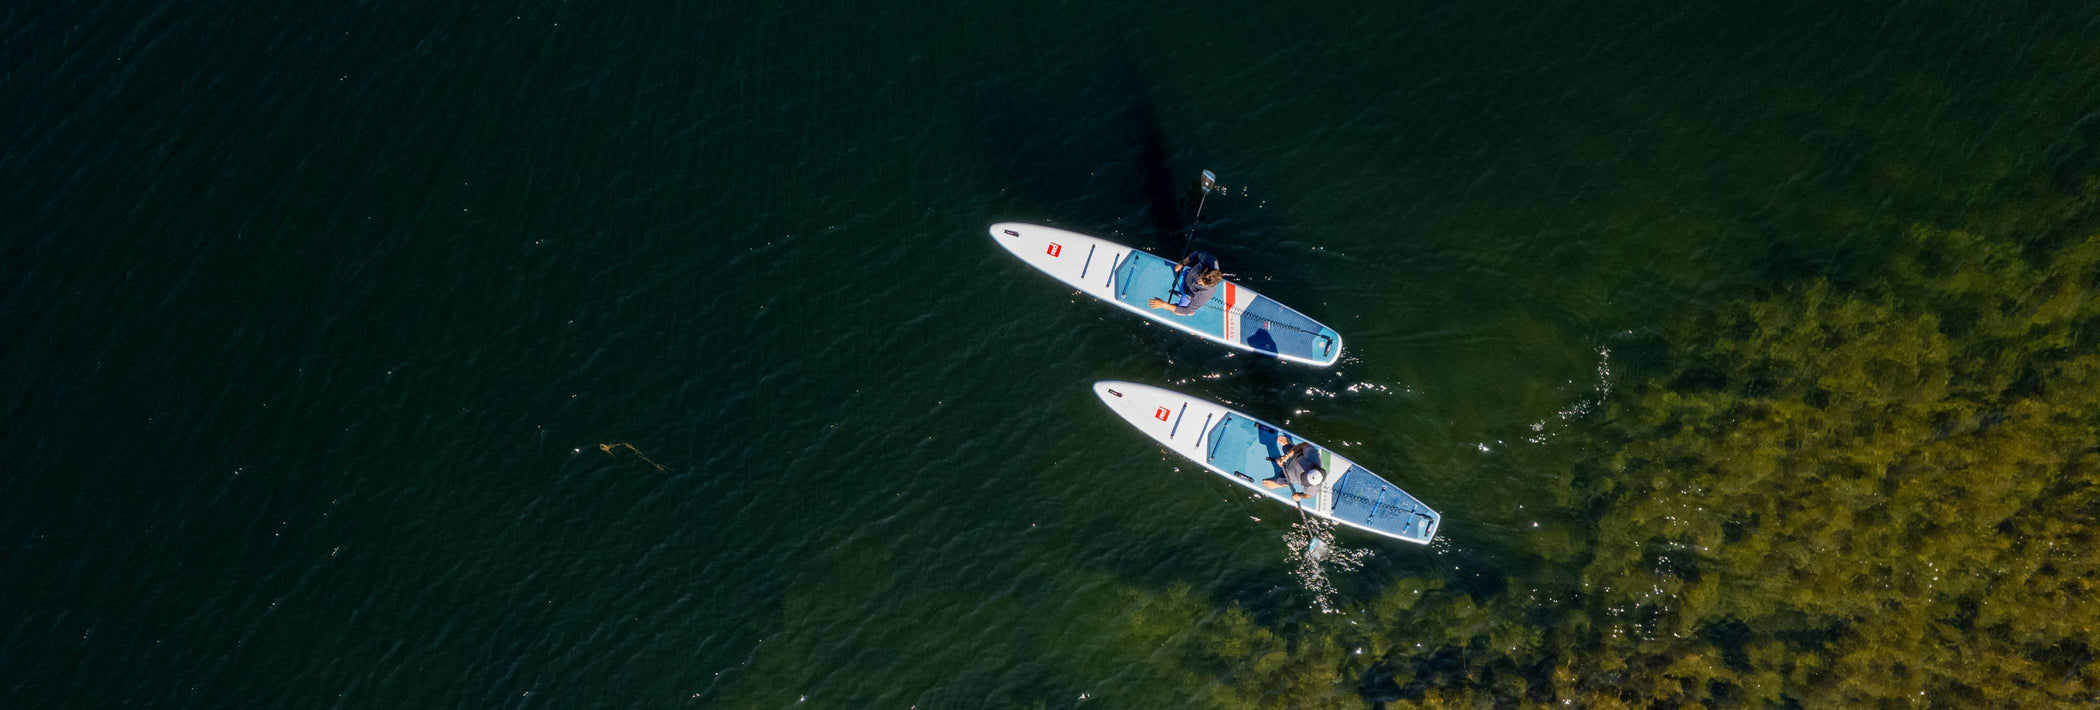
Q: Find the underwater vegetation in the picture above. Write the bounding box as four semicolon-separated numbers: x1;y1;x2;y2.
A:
1082;11;2100;698
708;6;2100;706
1103;204;2100;708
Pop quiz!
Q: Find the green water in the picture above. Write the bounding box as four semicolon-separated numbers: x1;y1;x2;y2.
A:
5;1;2097;707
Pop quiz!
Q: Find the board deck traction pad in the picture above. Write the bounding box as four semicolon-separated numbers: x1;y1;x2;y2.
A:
1093;381;1439;544
989;223;1343;366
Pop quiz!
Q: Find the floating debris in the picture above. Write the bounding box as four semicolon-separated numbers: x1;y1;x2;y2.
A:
599;442;668;471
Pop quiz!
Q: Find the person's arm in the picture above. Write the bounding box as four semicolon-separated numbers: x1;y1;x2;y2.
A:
1148;297;1191;315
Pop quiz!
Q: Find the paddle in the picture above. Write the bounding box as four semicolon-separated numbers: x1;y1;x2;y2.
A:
1190;170;1216;221
1164;170;1220;306
1182;169;1217;254
1272;434;1330;562
1289;476;1333;562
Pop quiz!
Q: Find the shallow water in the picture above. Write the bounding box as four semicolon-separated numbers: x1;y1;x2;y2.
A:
5;1;2095;706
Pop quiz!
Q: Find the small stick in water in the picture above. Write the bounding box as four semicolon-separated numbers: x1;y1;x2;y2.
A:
600;443;668;471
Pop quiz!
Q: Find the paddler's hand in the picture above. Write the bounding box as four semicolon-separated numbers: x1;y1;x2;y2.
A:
1275;434;1288;446
1146;298;1172;310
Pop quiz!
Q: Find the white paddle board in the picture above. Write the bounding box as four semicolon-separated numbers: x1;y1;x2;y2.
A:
989;223;1343;366
1093;380;1439;544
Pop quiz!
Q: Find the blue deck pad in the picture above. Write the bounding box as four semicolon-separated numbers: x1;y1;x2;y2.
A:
1209;415;1285;483
1206;416;1307;497
1238;297;1340;362
1329;464;1437;540
1113;252;1226;337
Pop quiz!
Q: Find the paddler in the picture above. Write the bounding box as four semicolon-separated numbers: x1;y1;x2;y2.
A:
1262;436;1326;501
1146;250;1223;316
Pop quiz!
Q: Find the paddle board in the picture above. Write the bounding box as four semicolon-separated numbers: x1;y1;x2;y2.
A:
989;223;1343;366
1092;381;1439;544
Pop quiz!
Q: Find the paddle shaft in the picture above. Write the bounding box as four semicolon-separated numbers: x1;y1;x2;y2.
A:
1182;170;1216;253
1289;485;1323;564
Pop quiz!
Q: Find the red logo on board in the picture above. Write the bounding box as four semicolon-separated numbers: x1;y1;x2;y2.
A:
1153;407;1170;421
1046;243;1063;257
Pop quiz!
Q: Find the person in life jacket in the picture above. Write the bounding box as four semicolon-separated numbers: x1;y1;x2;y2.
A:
1262;437;1326;501
1146;250;1222;316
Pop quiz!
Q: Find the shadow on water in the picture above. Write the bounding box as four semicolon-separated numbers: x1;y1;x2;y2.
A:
968;53;1203;247
1122;73;1191;241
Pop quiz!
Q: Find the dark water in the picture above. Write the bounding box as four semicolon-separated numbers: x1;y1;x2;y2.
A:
5;2;2094;707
